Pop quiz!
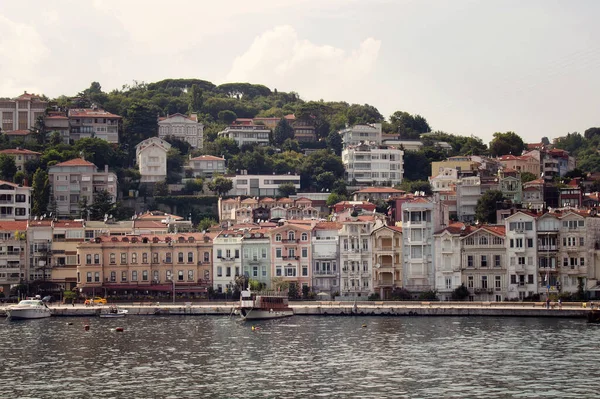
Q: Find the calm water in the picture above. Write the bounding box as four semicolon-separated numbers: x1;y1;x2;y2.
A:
1;315;599;398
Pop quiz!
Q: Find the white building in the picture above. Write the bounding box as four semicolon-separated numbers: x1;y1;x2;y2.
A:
433;223;465;301
226;174;301;197
187;155;226;179
158;113;204;149
456;176;481;223
339;217;375;298
135;137;171;183
212;230;243;293
0;180;32;220
339;123;382;147
311;222;341;297
0;220;27;293
556;211;589;296
342;143;403;186
401;198;436;293
218;125;270;147
430;168;459;192
505;211;538;300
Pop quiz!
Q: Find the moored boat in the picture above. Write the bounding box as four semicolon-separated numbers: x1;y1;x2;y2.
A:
7;299;52;320
99;306;128;318
238;289;294;320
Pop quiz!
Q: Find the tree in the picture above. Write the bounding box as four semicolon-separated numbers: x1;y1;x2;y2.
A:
90;190;115;220
278;182;297;197
389;111;431;139
48;131;62;146
217;110;237;124
166;148;185;183
584;127;600;140
302;285;310;300
0;154;17;181
489;132;525;157
346;103;384;125
326;130;343;156
273;117;294;146
288;282;299;300
188;84;203;113
541;136;550;146
154;180;169;196
183;178;203;194
13;171;25;185
31;169;49;216
399;180;433;195
475;190;505;224
520;172;537;184
207;176;233;196
281;138;300;153
197;217;216;232
326;192;347;207
78;196;90;219
300;149;345;189
451;284;470;301
315;172;337;192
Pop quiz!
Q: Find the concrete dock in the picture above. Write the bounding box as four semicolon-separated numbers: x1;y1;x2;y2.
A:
0;301;592;318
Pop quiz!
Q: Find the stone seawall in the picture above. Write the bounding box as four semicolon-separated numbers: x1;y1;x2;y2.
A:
0;301;591;318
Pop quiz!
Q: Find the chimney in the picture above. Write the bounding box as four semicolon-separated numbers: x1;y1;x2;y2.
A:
23;178;28;187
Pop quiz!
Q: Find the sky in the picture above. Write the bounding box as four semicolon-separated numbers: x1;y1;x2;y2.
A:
1;0;599;143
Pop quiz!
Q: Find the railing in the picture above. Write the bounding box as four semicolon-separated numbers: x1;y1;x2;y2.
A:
282;256;300;260
313;270;337;276
538;245;557;251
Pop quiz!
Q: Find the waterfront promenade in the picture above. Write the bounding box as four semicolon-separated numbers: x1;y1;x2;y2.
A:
0;301;592;318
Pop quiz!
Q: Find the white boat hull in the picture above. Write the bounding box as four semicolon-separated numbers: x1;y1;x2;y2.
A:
7;308;52;320
99;310;128;318
239;308;294;320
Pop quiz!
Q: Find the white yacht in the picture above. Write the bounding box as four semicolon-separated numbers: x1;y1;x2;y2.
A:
6;299;52;320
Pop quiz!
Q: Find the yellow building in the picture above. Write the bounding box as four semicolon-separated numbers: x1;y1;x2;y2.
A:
76;233;215;299
371;226;403;299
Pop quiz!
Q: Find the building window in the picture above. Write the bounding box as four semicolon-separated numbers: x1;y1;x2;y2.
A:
288;231;295;241
95;272;100;282
481;276;488;289
276;267;282;277
131;253;137;264
235;249;240;259
494;255;501;267
142;270;148;281
86;254;92;264
120;253;127;264
495;276;501;290
166;253;172;263
188;252;193;263
121;271;127;282
226;267;231;277
110;271;116;282
302;248;308;258
262;248;267;258
276;248;282;258
527;239;533;248
94;254;100;264
108;253;115;264
527;274;534;284
204;252;210;262
275;234;281;242
188;270;194;281
481;256;487;267
301;233;308;241
153;270;159;282
217;266;222;277
86;272;92;282
143;253;148;264
302;266;308;276
178;270;184;281
467;256;473;267
177;252;183;263
253;266;258;277
518;257;525;265
467;275;474;288
153;253;159;263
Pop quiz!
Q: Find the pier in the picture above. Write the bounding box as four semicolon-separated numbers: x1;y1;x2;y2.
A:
0;301;591;318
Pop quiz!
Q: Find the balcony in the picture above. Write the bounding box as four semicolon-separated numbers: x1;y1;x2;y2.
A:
282;256;300;261
313;252;337;260
538;245;557;251
376;278;395;287
474;288;494;295
313;270;337;277
281;239;299;244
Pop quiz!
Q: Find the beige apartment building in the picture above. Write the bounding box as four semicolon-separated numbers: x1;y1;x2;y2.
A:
68;108;121;143
0;92;48;134
48;158;117;218
371;225;403;299
0;148;41;172
76;233;214;298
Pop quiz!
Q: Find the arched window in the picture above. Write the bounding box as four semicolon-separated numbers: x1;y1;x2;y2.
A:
178;252;184;263
301;233;308;241
288;231;295;241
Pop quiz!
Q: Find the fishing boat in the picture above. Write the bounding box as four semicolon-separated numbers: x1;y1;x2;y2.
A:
237;289;294;320
6;298;52;320
99;306;128;318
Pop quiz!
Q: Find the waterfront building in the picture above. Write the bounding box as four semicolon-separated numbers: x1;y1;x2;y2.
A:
269;222;313;293
401;198;435;294
26;219;53;284
49;220;85;292
460;225;507;302
48;158;117;218
187;155;226;179
371;225;403;299
339;214;376;298
342;143;404;186
311;222;341;297
0;180;32;220
76;233;214;296
158;113;204;149
241;228;271;289
0;92;47;133
225;174;301;197
556;211;589;295
505;211;538;300
0;148;41;172
218;196;315;225
68;108;121;143
135;137;171;183
0;220;27;294
212;230;243;293
339;123;382;147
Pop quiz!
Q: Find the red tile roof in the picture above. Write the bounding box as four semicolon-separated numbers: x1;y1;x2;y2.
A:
53;221;84;228
68;108;121;118
387;225;403;233
314;221;342;230
435;222;469;235
158;113;198;122
190;155;225;161
45;115;68;120
0;220;28;231
479;225;506;236
0;148;41;155
53;158;95;167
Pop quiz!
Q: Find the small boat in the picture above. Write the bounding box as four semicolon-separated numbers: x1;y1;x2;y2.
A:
99;306;128;318
237;289;294;320
7;299;52;320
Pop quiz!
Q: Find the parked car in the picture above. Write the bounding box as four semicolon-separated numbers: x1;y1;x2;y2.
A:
84;297;107;305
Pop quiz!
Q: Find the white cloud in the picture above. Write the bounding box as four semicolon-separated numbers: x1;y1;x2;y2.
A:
0;14;50;95
226;25;381;100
